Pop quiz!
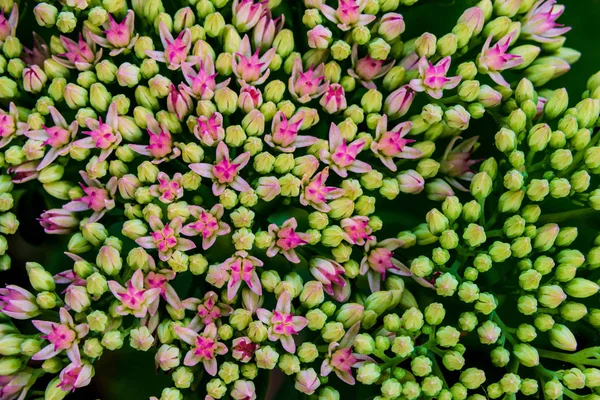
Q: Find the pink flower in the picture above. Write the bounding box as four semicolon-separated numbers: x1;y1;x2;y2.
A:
189;141;251;196
307;25;332;49
32;308;88;361
63;171;117;222
0;5;18;43
183;292;233;331
181;204;231;250
221;250;263;300
73;102;122;162
25;107;77;170
231;380;257;400
522;0;571;44
257;291;308;353
53;30;102;71
232;337;258;363
440;136;481;191
348;44;395;89
39;209;79;235
175;323;228;375
58;362;94;392
21;32;48;68
194;112;225;147
89;10;138;56
108;270;161;318
0;103;28;149
320;0;376;31
181;56;229;100
371;116;421;172
238;85;263;113
0;285;40;320
167;84;194;120
341;216;373;246
129;115;181;164
409;56;461;99
478;32;524;87
147;23;201;70
135;216;196;262
289;58;328;103
360;238;411;292
320;123;371;178
321;323;371;384
145;269;182;311
295;369;320;395
264;111;317;153
0;371;34;400
232;0;269;32
320;83;347;114
149;172;184;204
252;11;284;50
233;35;276;86
309;257;349;302
266;218;310;264
299;167;345;212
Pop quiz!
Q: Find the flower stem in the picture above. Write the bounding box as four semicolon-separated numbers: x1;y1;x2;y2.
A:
536;207;598;224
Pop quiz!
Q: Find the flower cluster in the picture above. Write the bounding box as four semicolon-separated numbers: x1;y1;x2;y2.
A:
0;0;598;399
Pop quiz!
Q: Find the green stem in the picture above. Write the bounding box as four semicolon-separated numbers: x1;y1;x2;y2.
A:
536;207;598;224
379;355;407;371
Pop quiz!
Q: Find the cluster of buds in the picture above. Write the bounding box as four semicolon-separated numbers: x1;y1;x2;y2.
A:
0;0;597;399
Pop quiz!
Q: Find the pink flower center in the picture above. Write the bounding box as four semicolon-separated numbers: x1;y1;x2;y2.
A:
230;258;255;283
331;348;358;373
88;122;117;149
119;281;146;310
277;227;307;251
294;68;324;98
190;211;219;239
272;117;300;147
189;66;217;97
234;339;257;359
237;52;264;83
158;177;181;201
146;273;168;294
379;131;414;157
105;20;131;48
194;336;217;360
165;34;189;67
331;142;359;168
196;115;222;141
271;310;297;336
151;224;178;253
44;324;76;351
58;365;83;391
305;180;327;204
336;0;360;25
423;65;452;90
0;15;10;41
197;296;221;324
344;219;372;243
356;56;383;81
81;186;109;212
367;248;394;275
212;158;239;184
147;131;172;159
44;126;71;148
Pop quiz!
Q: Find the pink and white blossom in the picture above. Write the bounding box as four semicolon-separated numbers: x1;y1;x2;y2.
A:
58;362;94;392
522;0;571;44
320;83;347;114
108;270;161;318
409;56;461;99
299;167;345;212
233;0;269;32
63;172;117;222
252;11;284;50
348;44;395;89
174;323;228;375
0;285;40;320
194;112;225;147
266;218;310;264
232;35;276;86
440;136;481;191
181;204;231;250
148;23;201;70
289;58;328;103
73;102;122;162
309;257;349;302
341;216;373;246
145;269;182;311
135;216;196;262
320;0;376;31
89;10;138;56
221;250;263;300
129;115;181;164
478;32;524;87
181;56;229;100
320;123;372;178
371;116;421;172
189;142;251;196
0;103;28;149
257;291;308;353
360;238;411;293
149;172;184;204
320;323;371;384
264;111;317;153
53;30;103;71
0;5;18;44
31;308;88;361
183;292;233;331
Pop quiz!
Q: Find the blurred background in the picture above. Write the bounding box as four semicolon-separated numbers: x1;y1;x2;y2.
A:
4;0;600;399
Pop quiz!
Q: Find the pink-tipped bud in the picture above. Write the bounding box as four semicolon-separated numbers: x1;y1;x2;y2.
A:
39;209;79;235
307;25;332;49
0;286;40;320
384;86;415;120
233;0;269;32
167;84;194;120
238;86;263;113
319;83;347;114
378;13;406;42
